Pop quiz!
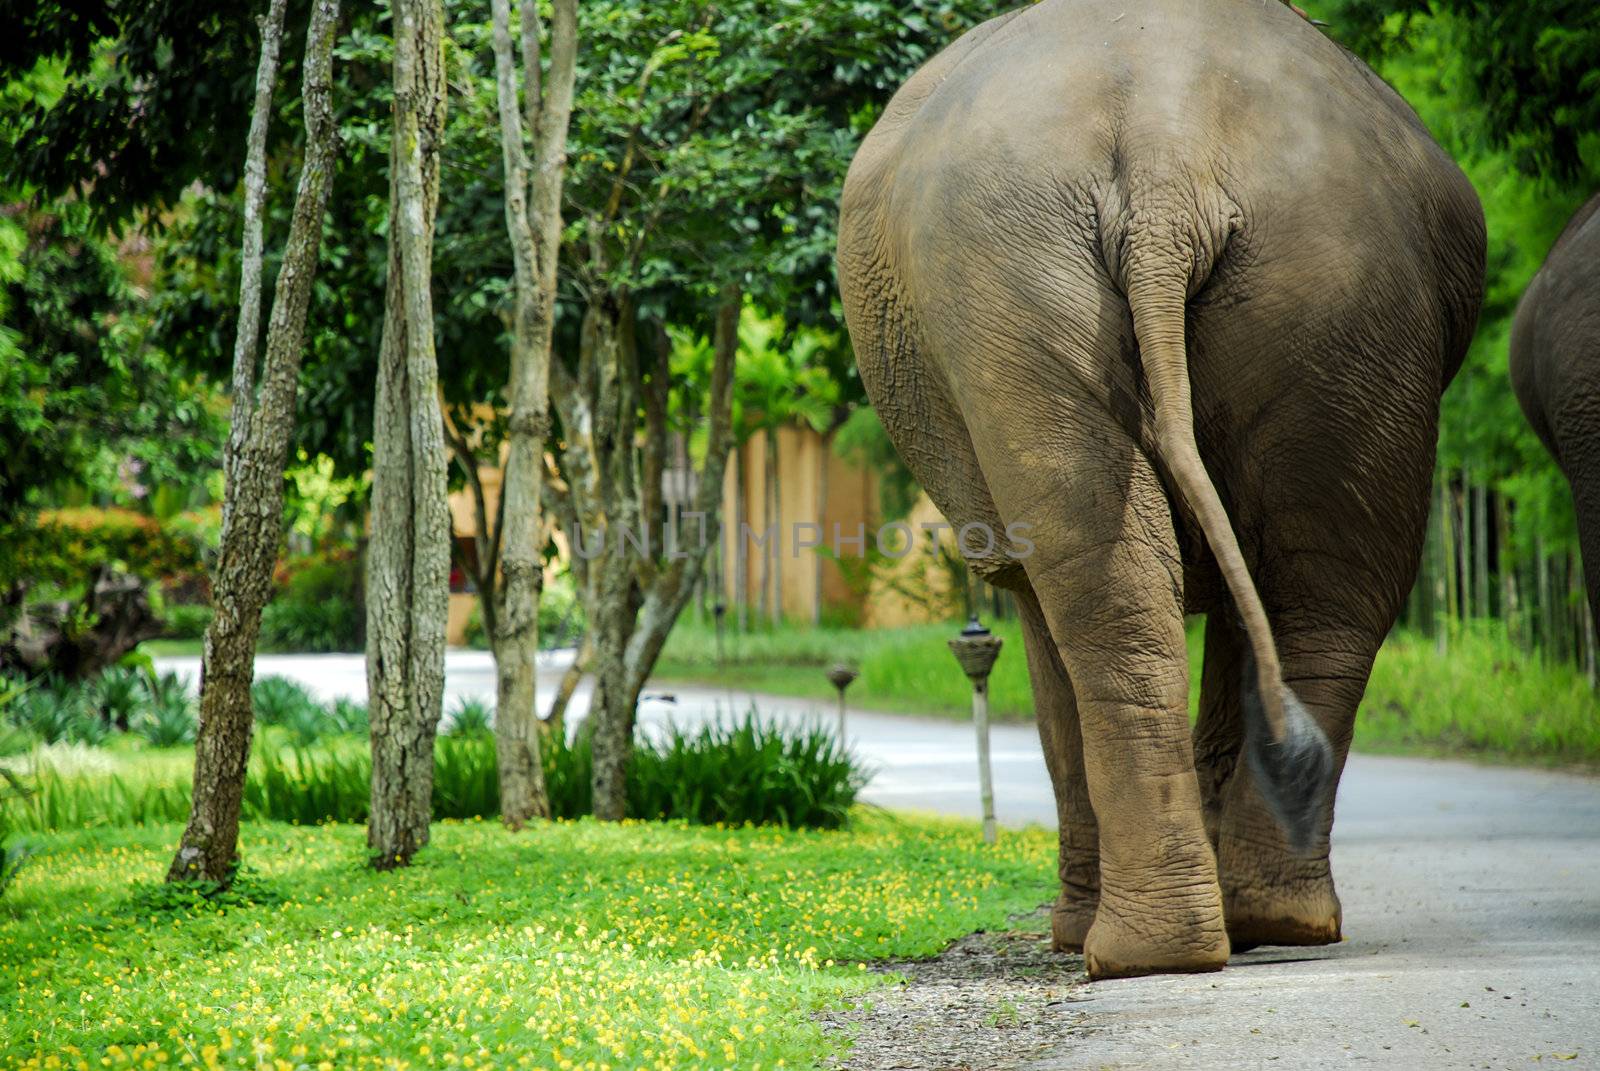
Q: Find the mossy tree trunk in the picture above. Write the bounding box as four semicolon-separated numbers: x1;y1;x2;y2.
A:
366;0;451;870
487;0;580;828
167;0;341;885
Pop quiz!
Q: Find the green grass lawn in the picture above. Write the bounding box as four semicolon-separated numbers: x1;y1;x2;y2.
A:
0;814;1054;1070
659;617;1600;767
137;638;204;658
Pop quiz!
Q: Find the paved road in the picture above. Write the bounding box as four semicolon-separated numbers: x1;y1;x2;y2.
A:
156;650;1600;1068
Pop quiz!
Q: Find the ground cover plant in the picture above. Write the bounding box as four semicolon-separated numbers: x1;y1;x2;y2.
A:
0;815;1056;1070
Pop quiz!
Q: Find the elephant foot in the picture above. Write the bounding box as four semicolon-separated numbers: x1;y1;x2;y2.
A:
1082;892;1230;980
1050;893;1096;953
1223;882;1342;951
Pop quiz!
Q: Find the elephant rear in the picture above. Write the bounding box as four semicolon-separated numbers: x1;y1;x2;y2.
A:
839;0;1483;980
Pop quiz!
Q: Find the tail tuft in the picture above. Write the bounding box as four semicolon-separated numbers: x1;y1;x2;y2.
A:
1241;654;1335;853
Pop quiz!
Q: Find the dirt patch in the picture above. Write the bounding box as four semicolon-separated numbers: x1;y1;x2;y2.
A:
820;907;1089;1070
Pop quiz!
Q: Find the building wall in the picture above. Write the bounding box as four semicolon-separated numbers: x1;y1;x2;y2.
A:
719;422;921;627
447;415;949;641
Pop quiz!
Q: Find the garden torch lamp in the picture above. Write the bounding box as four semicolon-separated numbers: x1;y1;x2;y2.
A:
825;662;859;744
949;614;1003;845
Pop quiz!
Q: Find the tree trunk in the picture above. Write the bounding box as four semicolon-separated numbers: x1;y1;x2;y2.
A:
545;633;590;740
579;287;739;822
167;0;340;885
489;0;579;827
367;0;451;870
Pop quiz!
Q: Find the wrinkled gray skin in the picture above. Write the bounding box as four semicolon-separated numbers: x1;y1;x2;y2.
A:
837;0;1484;980
1510;193;1600;628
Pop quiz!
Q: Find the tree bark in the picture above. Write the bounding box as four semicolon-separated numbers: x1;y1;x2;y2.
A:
579;286;740;821
489;0;579;827
167;0;340;885
366;0;451;870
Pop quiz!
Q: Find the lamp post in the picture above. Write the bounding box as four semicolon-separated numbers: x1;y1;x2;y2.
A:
713;601;727;668
949;614;1002;845
825;662;859;743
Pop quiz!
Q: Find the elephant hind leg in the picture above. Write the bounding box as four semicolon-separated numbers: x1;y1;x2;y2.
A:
1193;612;1247;851
1016;587;1098;953
971;416;1228;979
1196;613;1344;950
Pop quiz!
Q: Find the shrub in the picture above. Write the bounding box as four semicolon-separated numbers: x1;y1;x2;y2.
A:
259;551;363;653
462;604;489;650
0;724;37;758
251;676;322;727
629;714;866;829
134;672;196;747
329;697;369;735
258;599;361;654
2;708;872;832
0;507;204;590
446;696;494;737
7;681;107;746
159;603;212;640
92;666;146;729
433;734;499;819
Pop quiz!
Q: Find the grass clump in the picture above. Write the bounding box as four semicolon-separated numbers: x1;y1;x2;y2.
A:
1357;624;1600;764
0;816;1054;1069
2;710;871;832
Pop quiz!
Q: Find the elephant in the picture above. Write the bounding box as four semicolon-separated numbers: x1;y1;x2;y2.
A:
1510;193;1600;627
837;0;1484;979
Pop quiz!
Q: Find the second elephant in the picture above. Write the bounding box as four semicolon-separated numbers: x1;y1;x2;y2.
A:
1510;192;1600;628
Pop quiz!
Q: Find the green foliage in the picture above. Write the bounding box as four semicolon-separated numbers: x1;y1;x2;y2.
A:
249;746;375;825
0;197;221;532
5;679;108;745
249;676;323;730
0;507;207;591
1321;0;1600;182
133;672;197;748
0;769;31;899
123;866;285;915
833;406;921;521
158;603;213;640
538;572;584;648
1357;624;1600;761
90;665;144;728
3;710;871;832
0;1;274;223
628;714;866;829
328;697;370;736
258;551;364;653
445;696;493;737
258;599;363;654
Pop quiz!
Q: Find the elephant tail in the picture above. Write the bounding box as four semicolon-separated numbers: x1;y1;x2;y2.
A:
1126;268;1334;852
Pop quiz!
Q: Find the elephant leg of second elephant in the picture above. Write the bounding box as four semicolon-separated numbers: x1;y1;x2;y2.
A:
1016;587;1099;952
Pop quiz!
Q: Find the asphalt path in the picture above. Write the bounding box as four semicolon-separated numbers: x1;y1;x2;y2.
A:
155;649;1600;1069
